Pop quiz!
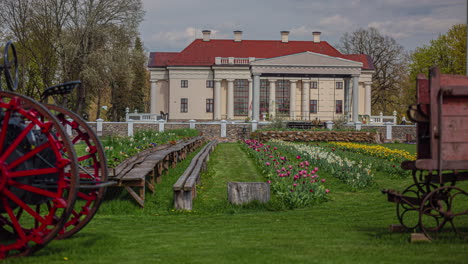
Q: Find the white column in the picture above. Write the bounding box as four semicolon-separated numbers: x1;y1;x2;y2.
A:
289;80;296;120
364;81;372;116
252;73;260;121
150;80;158;114
301;80;310;120
96;118;103;136
269;79;276;119
352;76;359;122
344;78;350;121
227;79;234;119
248;79;253;119
221;120;227;137
128;121;134;136
214;79;221;120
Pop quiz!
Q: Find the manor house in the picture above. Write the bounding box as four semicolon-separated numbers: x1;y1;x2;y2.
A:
147;30;374;122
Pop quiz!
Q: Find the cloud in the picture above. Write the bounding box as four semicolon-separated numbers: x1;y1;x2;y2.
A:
147;27;231;51
368;17;462;39
319;15;354;33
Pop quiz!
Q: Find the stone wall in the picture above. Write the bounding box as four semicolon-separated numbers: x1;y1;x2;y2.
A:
89;121;415;143
392;125;417;142
251;131;380;143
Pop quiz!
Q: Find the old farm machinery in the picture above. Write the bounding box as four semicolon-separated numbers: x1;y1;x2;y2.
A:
384;67;468;240
0;41;110;258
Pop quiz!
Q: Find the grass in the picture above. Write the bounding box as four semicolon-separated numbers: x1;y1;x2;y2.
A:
3;143;468;264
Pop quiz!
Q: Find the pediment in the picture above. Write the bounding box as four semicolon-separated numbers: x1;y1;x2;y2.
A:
251;52;362;68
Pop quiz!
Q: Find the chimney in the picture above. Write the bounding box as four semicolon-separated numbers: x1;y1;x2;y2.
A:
312;31;321;43
202;30;211;42
281;31;289;43
234;30;242;42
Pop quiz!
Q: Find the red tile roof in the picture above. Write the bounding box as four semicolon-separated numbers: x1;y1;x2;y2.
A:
148;52;179;67
341;54;374;70
148;39;374;70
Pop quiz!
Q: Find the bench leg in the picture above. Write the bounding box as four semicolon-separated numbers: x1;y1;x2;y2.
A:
125;185;145;208
146;169;155;193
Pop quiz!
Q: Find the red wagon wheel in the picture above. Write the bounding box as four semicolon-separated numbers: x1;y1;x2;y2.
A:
44;104;108;239
0;92;78;258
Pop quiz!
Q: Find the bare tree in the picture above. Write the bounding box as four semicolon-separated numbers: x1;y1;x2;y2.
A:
337;27;409;115
0;0;145;119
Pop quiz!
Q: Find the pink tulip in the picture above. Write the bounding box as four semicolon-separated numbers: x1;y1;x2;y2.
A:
265;162;270;166
321;179;326;183
293;183;297;187
325;189;330;193
267;180;271;184
296;155;301;159
314;167;319;171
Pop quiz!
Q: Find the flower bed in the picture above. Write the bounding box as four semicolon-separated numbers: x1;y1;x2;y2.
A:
103;129;199;167
272;140;374;190
328;142;415;162
324;142;414;178
242;139;329;208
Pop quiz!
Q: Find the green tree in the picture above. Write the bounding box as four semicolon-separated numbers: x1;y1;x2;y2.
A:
409;24;466;80
129;36;149;113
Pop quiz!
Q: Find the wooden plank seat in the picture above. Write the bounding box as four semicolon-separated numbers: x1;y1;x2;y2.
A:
173;140;218;210
110;136;205;207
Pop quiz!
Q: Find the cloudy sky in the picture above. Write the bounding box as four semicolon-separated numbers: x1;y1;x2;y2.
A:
140;0;464;53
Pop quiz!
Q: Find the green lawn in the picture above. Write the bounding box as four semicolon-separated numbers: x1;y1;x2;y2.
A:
3;143;467;264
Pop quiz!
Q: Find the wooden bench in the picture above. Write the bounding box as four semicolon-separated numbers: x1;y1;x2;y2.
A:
109;136;205;207
173;140;218;210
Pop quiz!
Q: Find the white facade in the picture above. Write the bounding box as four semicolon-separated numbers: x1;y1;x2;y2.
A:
148;33;374;122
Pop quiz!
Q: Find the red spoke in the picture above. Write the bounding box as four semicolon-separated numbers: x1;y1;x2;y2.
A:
8;181;60;199
3;189;47;225
9;167;60;178
77;191;94;201
0;122;35;161
6;141;51;170
79;172;96;180
71;133;82;144
1;197;27;240
78;153;94;162
0;109;12;150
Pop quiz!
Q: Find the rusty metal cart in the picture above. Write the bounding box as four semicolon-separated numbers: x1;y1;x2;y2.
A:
383;67;468;240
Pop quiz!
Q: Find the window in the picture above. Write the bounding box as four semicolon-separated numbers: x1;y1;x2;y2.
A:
181;80;188;88
181;98;188;112
336;100;343;114
234;79;249;116
276;80;290;115
335;82;343;89
310;100;318;114
311;81;318;89
206;99;213;113
206;80;214;88
260;80;270;114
